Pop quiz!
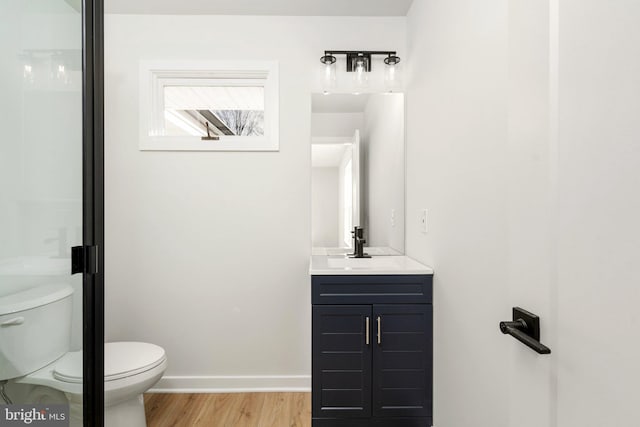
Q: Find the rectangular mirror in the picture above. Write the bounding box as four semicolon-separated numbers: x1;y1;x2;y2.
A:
311;93;405;255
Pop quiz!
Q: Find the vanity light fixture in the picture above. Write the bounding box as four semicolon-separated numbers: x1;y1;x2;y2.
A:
320;50;401;93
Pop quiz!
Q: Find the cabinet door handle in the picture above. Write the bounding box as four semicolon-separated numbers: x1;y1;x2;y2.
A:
377;316;382;345
365;317;370;345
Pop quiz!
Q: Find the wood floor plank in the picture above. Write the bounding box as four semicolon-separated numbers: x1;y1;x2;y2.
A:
173;394;210;426
256;393;291;427
150;393;190;427
145;393;311;427
144;393;168;421
226;393;266;427
289;392;312;427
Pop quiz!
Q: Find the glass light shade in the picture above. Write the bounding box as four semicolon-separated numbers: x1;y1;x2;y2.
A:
23;63;34;83
56;64;66;80
353;59;369;92
384;62;402;92
322;61;336;94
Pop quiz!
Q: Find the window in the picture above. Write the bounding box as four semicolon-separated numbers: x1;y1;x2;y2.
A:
139;60;279;151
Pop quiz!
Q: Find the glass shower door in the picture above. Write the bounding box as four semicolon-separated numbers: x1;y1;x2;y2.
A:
0;0;103;425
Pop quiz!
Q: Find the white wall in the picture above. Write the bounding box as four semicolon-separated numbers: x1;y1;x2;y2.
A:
311;113;363;137
363;94;405;251
104;14;406;391
311;167;339;247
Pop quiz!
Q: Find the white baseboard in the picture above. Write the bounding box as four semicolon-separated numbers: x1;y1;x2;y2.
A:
149;375;311;394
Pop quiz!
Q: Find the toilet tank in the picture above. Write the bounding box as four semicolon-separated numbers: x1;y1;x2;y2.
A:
0;283;73;381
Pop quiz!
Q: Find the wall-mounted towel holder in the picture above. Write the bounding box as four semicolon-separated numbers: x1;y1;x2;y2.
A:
500;307;551;354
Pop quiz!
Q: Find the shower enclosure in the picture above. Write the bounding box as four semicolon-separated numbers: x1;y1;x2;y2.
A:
0;0;103;425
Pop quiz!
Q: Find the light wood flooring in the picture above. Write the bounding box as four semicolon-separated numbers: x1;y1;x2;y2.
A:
144;393;311;427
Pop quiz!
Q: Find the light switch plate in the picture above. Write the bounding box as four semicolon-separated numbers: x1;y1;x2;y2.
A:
421;209;428;233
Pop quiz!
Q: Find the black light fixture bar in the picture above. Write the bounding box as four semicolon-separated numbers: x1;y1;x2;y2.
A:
324;50;398;56
321;50;400;72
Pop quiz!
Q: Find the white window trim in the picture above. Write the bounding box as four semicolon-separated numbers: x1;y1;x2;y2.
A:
139;60;279;151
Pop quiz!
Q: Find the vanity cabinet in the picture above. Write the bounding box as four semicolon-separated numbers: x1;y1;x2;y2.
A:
311;275;433;427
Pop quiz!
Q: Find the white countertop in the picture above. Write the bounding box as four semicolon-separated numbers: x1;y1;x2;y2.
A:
309;254;434;276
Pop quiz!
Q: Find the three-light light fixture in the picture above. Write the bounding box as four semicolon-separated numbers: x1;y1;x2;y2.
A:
320;50;401;94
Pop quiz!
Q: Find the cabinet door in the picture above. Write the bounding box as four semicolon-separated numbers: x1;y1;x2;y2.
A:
312;305;372;419
372;304;432;418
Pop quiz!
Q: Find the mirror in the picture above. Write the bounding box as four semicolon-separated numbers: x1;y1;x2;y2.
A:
311;93;405;255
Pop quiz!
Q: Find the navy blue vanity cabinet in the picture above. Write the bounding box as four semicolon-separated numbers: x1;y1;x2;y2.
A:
312;275;433;427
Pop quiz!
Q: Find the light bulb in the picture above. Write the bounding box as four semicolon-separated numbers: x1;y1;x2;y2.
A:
353;58;369;91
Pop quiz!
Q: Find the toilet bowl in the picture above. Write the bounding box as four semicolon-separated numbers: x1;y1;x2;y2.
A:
0;282;166;427
17;342;167;427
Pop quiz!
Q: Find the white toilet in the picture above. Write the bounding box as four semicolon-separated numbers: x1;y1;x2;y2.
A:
0;282;167;427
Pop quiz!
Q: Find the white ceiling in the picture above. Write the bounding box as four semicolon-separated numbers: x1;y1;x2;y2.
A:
312;94;371;113
105;0;414;16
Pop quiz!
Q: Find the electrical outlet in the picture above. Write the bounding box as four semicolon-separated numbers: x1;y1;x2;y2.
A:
391;209;396;227
421;209;428;233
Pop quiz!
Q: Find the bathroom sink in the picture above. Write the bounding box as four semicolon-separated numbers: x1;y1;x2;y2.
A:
310;255;433;275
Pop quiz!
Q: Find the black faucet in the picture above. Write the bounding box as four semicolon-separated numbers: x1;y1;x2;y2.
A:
349;226;371;258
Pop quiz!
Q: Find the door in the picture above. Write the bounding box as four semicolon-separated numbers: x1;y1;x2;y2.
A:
553;0;640;425
405;0;640;425
312;305;372;419
372;305;432;418
0;0;104;425
507;0;640;426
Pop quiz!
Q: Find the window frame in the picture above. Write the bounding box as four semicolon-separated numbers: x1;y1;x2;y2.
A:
139;60;279;151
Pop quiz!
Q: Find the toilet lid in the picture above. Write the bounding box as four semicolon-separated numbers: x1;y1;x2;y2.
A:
54;342;166;383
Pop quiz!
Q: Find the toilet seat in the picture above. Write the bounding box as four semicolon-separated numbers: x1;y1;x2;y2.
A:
17;342;167;398
53;342;166;384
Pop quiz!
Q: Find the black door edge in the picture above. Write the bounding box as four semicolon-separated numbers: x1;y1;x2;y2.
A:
82;0;105;425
